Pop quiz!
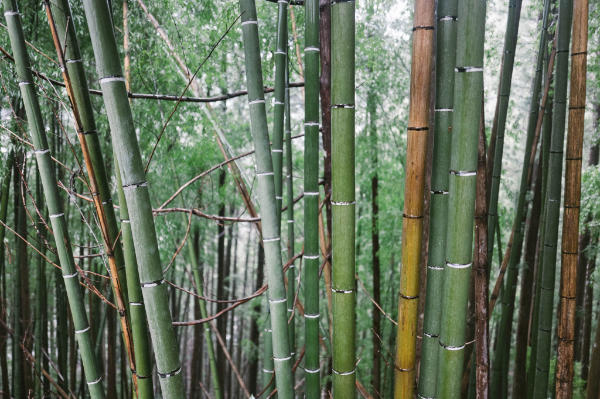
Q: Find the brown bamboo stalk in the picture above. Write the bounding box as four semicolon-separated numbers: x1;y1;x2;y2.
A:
555;0;589;394
393;0;434;396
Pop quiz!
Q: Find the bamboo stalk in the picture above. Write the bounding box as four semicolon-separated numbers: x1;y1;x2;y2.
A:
554;0;588;394
435;0;486;395
80;0;185;396
532;0;573;393
417;0;458;394
2;2;105;397
394;0;434;396
304;0;321;395
331;0;356;396
237;1;294;397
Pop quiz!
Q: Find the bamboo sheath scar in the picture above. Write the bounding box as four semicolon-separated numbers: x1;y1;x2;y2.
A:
394;0;434;397
417;0;457;395
555;0;588;395
238;1;294;397
80;0;185;396
2;2;105;398
43;2;142;394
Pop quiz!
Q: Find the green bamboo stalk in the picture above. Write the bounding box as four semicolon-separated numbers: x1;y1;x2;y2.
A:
186;229;222;399
489;0;549;395
304;0;321;395
2;2;105;397
34;171;47;399
12;154;25;399
285;61;296;359
417;0;458;395
80;0;184;396
272;0;288;220
532;0;573;394
237;1;294;397
114;160;154;399
486;0;523;264
331;0;355;396
435;0;485;395
0;151;11;399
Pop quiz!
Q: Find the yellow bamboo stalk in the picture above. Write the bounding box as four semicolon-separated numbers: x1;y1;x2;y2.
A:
394;0;435;397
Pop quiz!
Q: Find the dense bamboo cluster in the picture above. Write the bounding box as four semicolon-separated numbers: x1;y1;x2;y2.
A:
0;0;598;397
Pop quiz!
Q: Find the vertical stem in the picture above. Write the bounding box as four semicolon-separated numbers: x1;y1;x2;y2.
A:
331;0;355;396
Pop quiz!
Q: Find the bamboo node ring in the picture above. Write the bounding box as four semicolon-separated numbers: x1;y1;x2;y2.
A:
446;261;472;269
87;376;103;385
75;326;91;334
158;367;181;379
304;313;320;319
332;367;356;376
141;279;165;288
273;355;292;362
63;271;78;279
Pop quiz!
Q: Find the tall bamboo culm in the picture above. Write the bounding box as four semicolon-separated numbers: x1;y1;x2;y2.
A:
43;2;148;394
554;0;588;394
435;0;486;395
417;0;458;395
238;1;294;397
285;62;296;360
304;0;321;395
2;2;105;397
80;0;185;396
532;0;573;394
393;1;434;397
331;0;355;396
486;0;523;263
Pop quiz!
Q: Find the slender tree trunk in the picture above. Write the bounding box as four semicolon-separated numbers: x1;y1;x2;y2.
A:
0;151;12;399
12;153;25;399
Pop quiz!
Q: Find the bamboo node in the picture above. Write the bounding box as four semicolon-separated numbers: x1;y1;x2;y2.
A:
412;25;434;31
407;126;428;131
262;369;274;373
273;355;292;362
4;11;19;16
99;76;125;84
263;236;280;243
332;367;356;376
305;367;320;374
34;149;50;155
331;103;354;109
423;332;439;338
269;297;287;304
241;19;258;26
439;342;465;351
427;265;444;271
446;261;472;269
304;191;319;196
140;279;165;288
271;148;284;152
275;51;287;56
430;190;449;195
304;313;320;319
130;302;143;306
435;108;453;112
403;213;423;219
438;15;457;21
122;181;148;190
331;200;355;206
305;46;320;52
63;271;79;279
332;288;354;294
256;171;274;177
248;98;265;105
49;212;64;219
75;326;91;334
157;367;181;379
455;66;483;73
82;129;98;135
305;122;320;126
86;375;103;385
449;170;476;177
66;58;82;64
18;81;32;86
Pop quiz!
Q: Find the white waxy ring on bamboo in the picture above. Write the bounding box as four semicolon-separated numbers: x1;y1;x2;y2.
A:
304;191;319;196
332;368;356;376
423;332;438;338
304;313;319;319
275;50;287;55
427;265;444;270
50;213;64;219
440;343;465;351
18;81;31;86
63;271;78;279
435;108;453;112
75;326;91;334
263;369;274;373
4;11;19;16
99;76;126;84
332;288;354;294
304;255;319;259
249;99;265;105
305;368;320;374
122;181;148;190
87;376;103;385
455;66;483;73
331;200;355;206
273;100;285;105
446;261;472;269
287;220;294;223
241;20;258;26
263;236;280;243
66;59;82;64
305;46;320;52
35;149;50;155
418;395;435;399
130;302;143;306
450;170;477;177
273;355;292;362
256;171;274;177
141;279;165;288
272;149;283;153
305;122;319;126
439;15;457;21
158;367;181;379
121;219;130;224
269;297;287;304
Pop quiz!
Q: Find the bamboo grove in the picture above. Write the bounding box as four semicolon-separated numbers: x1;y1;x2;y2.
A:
0;0;600;397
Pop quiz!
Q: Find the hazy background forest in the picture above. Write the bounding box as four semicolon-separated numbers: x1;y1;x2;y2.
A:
0;0;599;397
